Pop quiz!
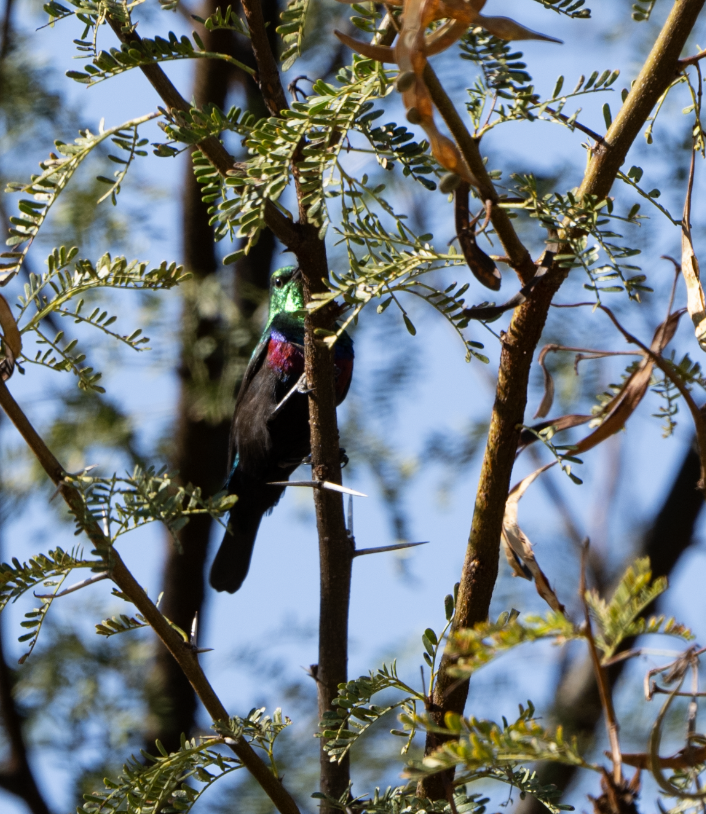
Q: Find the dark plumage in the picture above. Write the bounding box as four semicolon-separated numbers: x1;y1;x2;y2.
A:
209;266;354;593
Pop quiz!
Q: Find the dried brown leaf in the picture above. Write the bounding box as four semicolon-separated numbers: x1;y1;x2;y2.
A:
573;311;682;455
0;294;21;382
681;148;706;350
502;463;566;613
535;344;558;418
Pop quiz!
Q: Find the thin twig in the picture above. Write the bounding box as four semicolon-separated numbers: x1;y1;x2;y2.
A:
580;541;622;784
543;104;606;146
680;48;706;67
423;63;536;283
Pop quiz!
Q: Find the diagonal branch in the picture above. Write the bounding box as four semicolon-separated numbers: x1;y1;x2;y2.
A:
0;379;302;814
423;64;536;284
104;15;300;250
418;0;706;800
240;0;289;115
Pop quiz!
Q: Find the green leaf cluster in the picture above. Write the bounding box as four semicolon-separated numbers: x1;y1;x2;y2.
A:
277;0;311;71
80;735;241;813
404;702;587;812
64;465;237;544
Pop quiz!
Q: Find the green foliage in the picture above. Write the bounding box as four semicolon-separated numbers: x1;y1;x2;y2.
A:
650;353;706;436
80;735;241;813
313;785;489;814
319;661;425;764
157;104;255;158
585;557;693;662
355;104;440;190
64;466;237;545
460;30;534;101
514;177;649;301
404;702;586;813
16;247;187;392
0;547;96;662
321;590;458;763
213;707;291;774
65;31;254;85
3;115;156;285
192;4;249;36
617;165;678;225
531;0;591;18
447;610;578;679
0;546;91;610
632;0;658;22
217;62;392;257
95;612;148;637
277;0;311;71
307;184;488;363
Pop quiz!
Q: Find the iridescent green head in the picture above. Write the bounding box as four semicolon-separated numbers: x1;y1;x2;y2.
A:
267;265;305;325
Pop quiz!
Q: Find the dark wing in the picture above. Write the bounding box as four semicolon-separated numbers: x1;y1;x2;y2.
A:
227;333;270;472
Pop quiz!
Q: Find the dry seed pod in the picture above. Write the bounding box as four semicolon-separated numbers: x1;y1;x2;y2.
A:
455;181;501;290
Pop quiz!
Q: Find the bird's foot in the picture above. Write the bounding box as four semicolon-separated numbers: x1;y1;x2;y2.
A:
339;448;349;468
297;376;314;396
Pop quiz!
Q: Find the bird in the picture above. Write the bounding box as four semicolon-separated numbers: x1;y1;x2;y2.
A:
209;265;354;593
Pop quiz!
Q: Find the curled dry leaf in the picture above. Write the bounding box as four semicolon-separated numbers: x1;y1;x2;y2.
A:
535;344;557;418
681;149;706;350
0;294;21;381
502;462;566;614
572;310;682;455
334;0;558;185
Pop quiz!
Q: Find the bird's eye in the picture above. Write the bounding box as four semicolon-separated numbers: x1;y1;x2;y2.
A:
274;277;284;289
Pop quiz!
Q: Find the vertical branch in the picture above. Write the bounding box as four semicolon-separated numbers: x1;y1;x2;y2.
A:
417;0;706;800
580;544;622;784
231;0;353;803
304;248;354;803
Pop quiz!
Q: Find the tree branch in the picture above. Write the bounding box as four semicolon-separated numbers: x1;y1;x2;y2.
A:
0;380;302;814
104;14;301;250
423;63;536;284
418;0;706;799
240;0;289;116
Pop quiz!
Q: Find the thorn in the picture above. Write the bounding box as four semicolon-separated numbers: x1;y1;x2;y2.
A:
353;541;429;557
267;480;368;497
34;571;110;599
270;373;308;419
189;611;213;653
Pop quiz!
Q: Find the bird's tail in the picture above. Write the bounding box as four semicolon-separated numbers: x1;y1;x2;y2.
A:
209;498;264;594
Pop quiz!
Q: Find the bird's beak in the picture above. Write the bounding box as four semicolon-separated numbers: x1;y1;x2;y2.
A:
291;267;303;282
